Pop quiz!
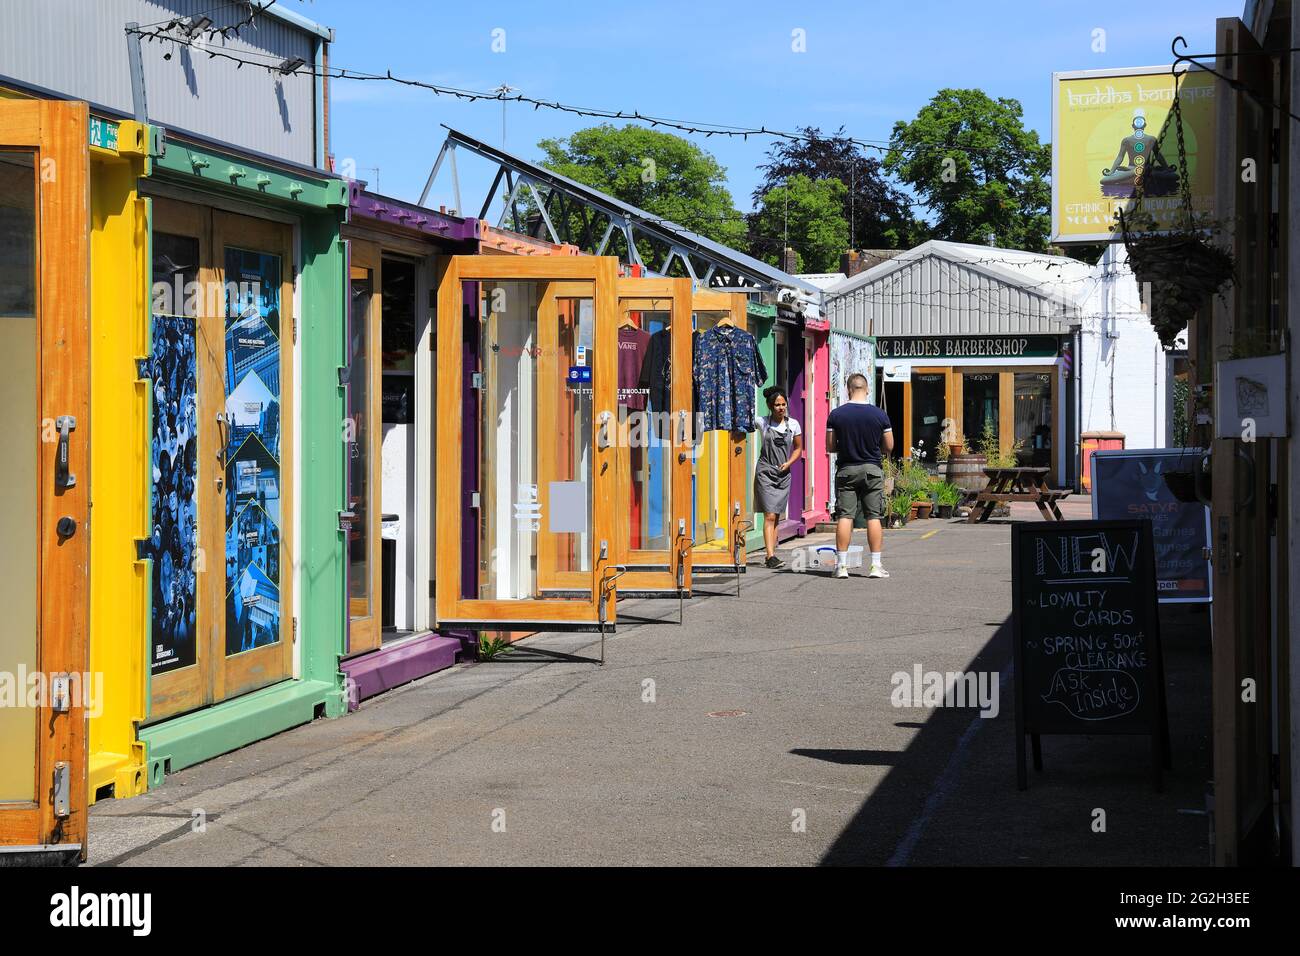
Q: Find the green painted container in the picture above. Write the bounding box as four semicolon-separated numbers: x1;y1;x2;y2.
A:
139;135;349;785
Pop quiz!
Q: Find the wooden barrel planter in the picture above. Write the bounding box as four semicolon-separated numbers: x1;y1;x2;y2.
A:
947;453;988;496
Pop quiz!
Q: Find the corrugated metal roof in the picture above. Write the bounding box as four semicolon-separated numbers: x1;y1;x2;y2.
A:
443;127;822;297
824;240;1094;338
0;0;322;167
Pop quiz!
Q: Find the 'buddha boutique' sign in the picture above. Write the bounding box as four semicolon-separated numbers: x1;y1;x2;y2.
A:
876;335;1060;360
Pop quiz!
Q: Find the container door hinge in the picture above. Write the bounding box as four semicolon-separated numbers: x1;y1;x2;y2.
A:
135;357;152;380
292;617;298;644
293;315;298;344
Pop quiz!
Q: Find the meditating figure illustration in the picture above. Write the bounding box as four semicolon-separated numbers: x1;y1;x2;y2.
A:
1100;108;1178;197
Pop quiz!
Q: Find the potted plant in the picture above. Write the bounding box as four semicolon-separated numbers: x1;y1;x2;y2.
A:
910;489;932;520
933;481;961;519
887;493;910;529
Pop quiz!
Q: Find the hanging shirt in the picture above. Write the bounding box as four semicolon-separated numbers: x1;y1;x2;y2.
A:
617;326;651;410
694;324;767;433
640;328;673;414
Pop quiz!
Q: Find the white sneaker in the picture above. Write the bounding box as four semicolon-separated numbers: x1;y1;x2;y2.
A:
868;564;890;579
834;564;850;579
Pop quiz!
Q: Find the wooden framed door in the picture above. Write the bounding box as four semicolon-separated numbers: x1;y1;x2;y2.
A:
613;277;693;595
147;197;212;721
211;210;294;701
435;256;618;630
690;291;750;572
345;240;382;655
146;200;294;720
0;99;90;859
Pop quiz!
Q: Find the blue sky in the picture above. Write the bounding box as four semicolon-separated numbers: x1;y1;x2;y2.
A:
277;0;1231;217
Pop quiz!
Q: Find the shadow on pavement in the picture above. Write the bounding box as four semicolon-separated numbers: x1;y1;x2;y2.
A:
817;604;1213;866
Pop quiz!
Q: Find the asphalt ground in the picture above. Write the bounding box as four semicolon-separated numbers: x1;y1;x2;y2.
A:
87;515;1212;866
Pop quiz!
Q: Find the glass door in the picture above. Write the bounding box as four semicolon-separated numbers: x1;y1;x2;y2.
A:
435;257;617;630
613;278;693;595
211;211;295;702
0;100;90;859
690;291;751;572
912;371;947;463
146;200;294;720
345;241;381;655
1014;371;1053;468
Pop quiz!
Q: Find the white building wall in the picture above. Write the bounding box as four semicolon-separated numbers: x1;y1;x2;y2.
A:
1077;244;1170;450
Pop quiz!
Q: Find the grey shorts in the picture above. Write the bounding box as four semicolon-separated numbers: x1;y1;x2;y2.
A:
834;462;884;521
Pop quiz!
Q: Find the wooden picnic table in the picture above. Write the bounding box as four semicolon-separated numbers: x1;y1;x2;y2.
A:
965;466;1070;523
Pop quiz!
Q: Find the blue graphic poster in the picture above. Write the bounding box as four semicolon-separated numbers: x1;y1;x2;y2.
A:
224;248;283;655
147;311;199;675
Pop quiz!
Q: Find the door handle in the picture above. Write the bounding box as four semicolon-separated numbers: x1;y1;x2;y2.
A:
54;416;76;490
215;411;230;466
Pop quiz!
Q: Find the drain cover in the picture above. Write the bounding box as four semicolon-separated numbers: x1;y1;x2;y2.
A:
707;709;748;718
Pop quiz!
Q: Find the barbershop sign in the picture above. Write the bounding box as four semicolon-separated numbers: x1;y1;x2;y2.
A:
876;335;1061;360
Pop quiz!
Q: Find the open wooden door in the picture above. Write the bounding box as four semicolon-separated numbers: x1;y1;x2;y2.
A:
613;277;694;599
0;99;90;863
435;256;619;632
690;291;752;576
344;240;382;655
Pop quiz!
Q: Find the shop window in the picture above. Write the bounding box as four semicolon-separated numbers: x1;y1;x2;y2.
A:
619;307;672;553
348;267;374;622
692;310;731;546
1013;372;1053;468
0;151;36;800
382;259;417;372
472;280;594;600
962;372;999;449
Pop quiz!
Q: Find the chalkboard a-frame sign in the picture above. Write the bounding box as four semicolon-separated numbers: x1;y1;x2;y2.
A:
1012;519;1170;791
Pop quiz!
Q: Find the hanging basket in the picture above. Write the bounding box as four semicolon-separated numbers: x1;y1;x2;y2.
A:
1124;231;1233;349
1117;79;1233;350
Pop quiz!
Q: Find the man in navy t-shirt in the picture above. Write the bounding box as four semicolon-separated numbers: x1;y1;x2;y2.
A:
825;373;894;579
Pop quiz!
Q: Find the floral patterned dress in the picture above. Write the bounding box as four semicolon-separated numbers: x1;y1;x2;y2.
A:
693;325;767;433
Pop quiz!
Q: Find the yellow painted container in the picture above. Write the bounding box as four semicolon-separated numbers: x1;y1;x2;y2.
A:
87;121;152;802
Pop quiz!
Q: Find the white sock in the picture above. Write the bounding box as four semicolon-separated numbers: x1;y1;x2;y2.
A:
837;551;849;567
871;552;882;567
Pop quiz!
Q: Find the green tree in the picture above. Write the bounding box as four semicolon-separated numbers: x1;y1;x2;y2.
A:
884;89;1051;251
753;126;924;250
748;174;849;273
536;125;747;257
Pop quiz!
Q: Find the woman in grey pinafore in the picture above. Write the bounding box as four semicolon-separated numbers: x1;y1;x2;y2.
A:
753;386;804;569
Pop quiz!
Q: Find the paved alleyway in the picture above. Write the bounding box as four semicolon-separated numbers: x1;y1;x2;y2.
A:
88;517;1212;866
